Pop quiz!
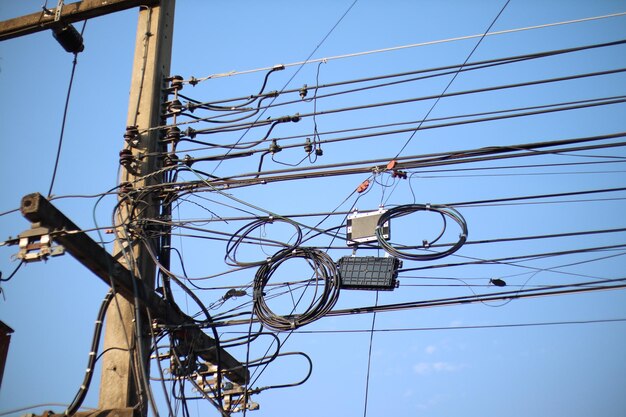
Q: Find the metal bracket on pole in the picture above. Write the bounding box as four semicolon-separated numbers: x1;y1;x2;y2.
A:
16;224;65;262
54;0;64;21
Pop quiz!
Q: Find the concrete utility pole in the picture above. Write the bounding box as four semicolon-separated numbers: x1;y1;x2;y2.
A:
98;0;176;411
4;1;248;416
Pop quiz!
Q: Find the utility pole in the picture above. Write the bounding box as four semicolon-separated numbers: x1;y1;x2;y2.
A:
4;1;248;416
98;0;176;412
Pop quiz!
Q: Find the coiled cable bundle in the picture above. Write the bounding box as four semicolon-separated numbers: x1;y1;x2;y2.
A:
376;204;468;260
225;216;303;267
253;247;340;331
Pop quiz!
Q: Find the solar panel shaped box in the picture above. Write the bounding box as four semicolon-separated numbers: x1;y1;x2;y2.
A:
338;256;402;291
346;209;390;246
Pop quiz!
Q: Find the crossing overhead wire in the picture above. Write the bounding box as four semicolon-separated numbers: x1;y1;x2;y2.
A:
326;277;626;317
179;38;626;112
171;95;626;154
395;0;512;157
184;11;626;84
176;132;626;190
288;317;626;334
398;243;626;273
211;0;359;179
186;68;626;137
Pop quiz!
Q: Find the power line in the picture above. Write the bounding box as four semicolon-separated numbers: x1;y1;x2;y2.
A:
288;317;626;334
185;11;626;83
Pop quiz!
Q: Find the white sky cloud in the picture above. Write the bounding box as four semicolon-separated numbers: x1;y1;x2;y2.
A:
413;361;465;375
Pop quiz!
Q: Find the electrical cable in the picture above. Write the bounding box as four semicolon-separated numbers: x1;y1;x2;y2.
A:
362;292;378;417
289;317;626;334
185;68;626;137
0;260;24;282
184;11;626;83
47;20;86;198
376;204;468;260
211;0;359;180
253;247;340;331
395;0;511;157
225;217;303;266
178;38;626;114
327;277;626;317
63;290;113;416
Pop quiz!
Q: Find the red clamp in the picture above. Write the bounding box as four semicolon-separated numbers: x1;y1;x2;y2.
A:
356;179;370;193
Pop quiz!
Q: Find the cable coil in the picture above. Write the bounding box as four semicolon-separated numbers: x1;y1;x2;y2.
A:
253;247;340;331
376;204;468;260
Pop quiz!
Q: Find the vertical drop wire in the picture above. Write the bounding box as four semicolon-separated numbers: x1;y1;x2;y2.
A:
47;20;87;198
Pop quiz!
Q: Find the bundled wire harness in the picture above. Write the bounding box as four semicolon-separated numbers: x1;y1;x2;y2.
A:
375;204;468;260
253;247;341;331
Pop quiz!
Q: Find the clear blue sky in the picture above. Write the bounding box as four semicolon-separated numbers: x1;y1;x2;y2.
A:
1;1;626;417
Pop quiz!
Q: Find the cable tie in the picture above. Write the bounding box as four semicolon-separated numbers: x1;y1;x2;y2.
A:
425;203;431;210
253;289;263;300
89;351;96;356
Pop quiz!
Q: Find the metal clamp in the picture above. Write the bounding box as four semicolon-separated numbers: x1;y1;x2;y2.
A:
16;225;65;262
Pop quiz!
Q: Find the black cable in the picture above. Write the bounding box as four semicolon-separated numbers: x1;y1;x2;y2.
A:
395;0;511;157
211;0;359;179
362;292;378;417
375;204;468;260
289;317;626;334
327;277;626;317
225;217;303;266
0;260;25;282
47;20;86;198
63;290;113;416
253;247;340;331
178;39;626;121
188;39;626;109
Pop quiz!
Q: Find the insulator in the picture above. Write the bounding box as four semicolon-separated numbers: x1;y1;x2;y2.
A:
52;24;84;54
163;154;179;167
167;99;183;113
315;146;323;156
165;126;181;143
304;138;313;153
124;125;140;147
299;84;308;99
269;139;281;154
119;149;135;166
184;127;196;139
169;75;184;91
